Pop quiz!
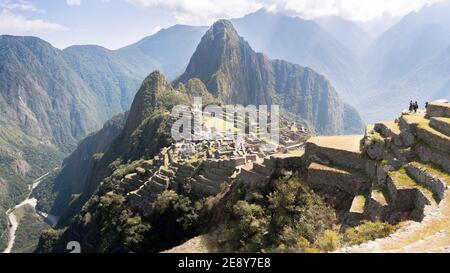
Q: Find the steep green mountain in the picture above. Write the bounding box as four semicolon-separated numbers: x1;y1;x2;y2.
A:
62;45;146;113
0;35;142;246
0;25;209;247
231;9;366;106
43;20;365;233
41;112;128;217
48;72;215;227
177;20;364;135
0;36;95;239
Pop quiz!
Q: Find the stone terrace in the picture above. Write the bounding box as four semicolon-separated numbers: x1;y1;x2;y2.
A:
337;101;450;252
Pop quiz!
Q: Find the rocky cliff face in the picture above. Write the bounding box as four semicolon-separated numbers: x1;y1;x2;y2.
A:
231;10;367;107
47;112;128;217
177;20;364;135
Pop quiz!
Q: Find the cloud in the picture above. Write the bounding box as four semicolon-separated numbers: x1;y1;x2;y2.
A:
127;0;445;23
0;10;67;34
66;0;81;6
0;0;42;12
127;0;262;24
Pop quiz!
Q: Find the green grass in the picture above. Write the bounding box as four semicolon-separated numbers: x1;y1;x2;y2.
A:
369;132;383;144
343;221;398;247
392;167;439;204
351;195;367;213
372;188;389;205
11;205;49;253
414;161;450;182
0;207;8;250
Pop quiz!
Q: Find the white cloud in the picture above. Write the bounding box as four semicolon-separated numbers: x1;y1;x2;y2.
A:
127;0;445;23
0;0;42;12
0;10;67;34
66;0;81;6
127;0;262;24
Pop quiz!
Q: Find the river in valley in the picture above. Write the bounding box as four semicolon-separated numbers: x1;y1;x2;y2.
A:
2;169;60;253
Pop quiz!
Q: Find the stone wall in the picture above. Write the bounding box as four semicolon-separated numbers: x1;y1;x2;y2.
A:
415;144;450;173
407;163;447;200
307;163;370;195
304;142;366;170
425;103;450;118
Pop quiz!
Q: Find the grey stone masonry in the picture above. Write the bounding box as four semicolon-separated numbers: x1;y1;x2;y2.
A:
306;162;370;195
366;189;390;221
415;143;450;173
305;141;366;170
430;117;450;136
415;126;450;154
425;102;450;118
407;162;448;200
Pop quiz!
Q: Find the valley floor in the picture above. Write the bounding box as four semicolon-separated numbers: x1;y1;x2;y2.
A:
2;169;59;253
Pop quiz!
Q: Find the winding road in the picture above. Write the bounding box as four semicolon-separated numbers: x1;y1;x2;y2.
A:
2;168;59;253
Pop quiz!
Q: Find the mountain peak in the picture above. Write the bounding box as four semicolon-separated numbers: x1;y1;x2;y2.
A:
176;20;363;135
211;19;235;31
123;70;172;138
176;19;257;101
205;19;240;43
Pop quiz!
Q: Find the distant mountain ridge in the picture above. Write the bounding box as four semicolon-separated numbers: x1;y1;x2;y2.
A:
44;20;364;228
360;1;450;121
0;25;208;246
177;20;364;135
231;9;367;106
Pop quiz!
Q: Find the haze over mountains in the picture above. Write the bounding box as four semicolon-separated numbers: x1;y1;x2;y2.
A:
362;1;450;120
177;20;362;134
35;19;360;228
1;0;450;252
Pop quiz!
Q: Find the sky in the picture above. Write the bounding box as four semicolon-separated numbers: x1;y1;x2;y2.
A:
0;0;445;49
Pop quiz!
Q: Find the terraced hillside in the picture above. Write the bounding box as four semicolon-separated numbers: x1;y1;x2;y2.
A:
336;102;450;252
166;102;450;253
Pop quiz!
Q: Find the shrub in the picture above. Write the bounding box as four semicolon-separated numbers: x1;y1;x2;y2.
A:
343;220;397;246
149;191;199;250
314;230;342;252
227;201;269;252
219;174;336;253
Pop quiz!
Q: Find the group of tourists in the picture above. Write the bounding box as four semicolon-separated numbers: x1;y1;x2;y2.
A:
409;100;419;113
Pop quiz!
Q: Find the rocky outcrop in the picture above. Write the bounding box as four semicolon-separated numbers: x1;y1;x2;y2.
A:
49;112;128;216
